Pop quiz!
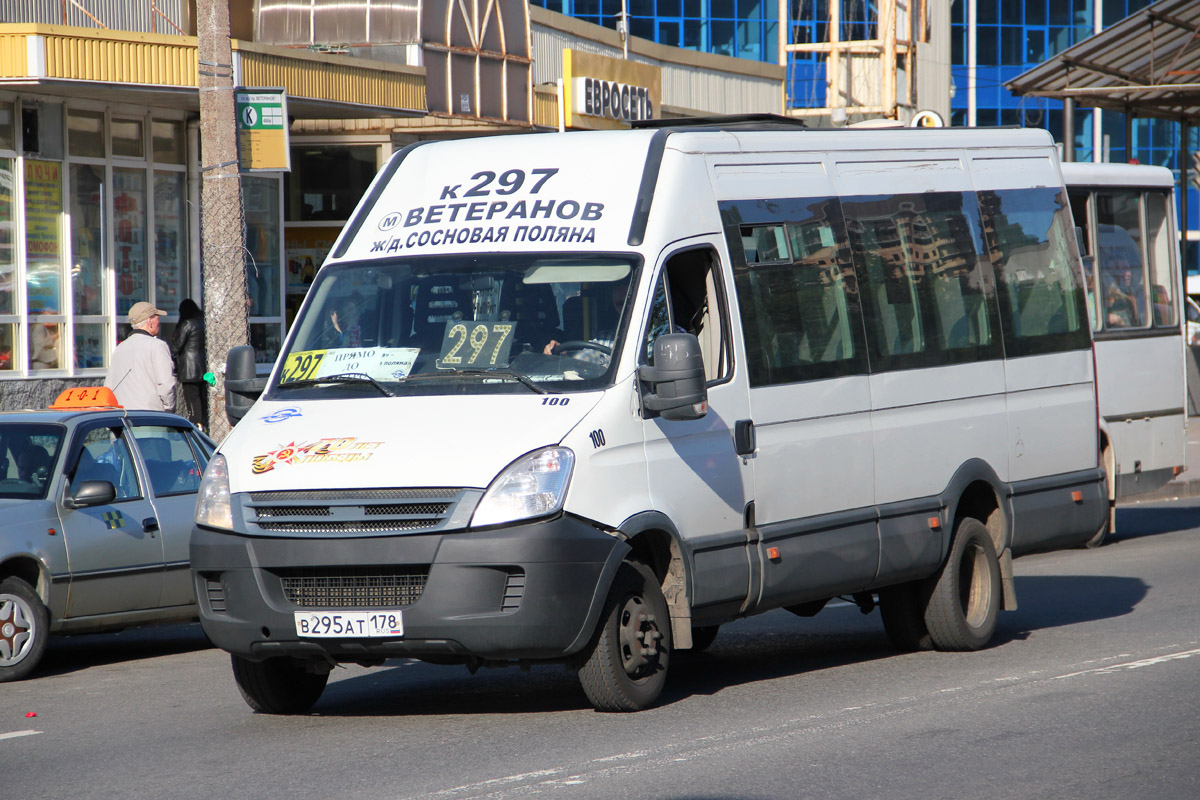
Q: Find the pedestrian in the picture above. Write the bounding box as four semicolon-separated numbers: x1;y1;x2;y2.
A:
171;298;207;428
104;301;175;411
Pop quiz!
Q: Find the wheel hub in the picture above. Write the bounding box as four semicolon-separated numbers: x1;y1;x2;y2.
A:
618;595;662;675
0;598;33;664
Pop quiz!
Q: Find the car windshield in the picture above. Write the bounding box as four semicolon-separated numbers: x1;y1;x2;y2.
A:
0;423;65;500
267;254;641;399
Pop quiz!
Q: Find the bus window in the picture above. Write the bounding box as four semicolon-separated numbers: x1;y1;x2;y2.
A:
1144;190;1177;327
1068;189;1101;332
1095;191;1149;329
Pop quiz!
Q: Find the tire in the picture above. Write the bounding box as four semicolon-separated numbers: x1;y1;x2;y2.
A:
1085;447;1114;548
878;581;933;653
0;577;49;682
230;654;329;714
689;624;720;653
924;518;1002;651
578;560;672;712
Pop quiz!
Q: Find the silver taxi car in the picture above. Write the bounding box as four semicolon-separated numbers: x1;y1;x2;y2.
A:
1;388;214;681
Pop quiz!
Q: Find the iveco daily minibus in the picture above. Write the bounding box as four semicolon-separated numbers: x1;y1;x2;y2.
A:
192;118;1107;713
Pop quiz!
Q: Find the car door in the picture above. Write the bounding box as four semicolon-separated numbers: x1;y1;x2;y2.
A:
128;418;206;609
60;419;165;617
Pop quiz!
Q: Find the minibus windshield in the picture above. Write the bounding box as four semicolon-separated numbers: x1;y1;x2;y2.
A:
268;254;641;398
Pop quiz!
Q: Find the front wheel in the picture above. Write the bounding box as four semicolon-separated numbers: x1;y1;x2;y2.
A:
924;518;1002;651
231;654;329;714
578;560;671;712
0;577;49;682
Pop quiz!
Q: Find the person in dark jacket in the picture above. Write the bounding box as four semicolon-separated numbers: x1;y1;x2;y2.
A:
171;299;207;428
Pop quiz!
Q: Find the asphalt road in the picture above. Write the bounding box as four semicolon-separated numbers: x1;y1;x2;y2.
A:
2;500;1198;800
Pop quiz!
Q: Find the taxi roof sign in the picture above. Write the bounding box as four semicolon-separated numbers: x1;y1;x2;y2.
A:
50;387;123;410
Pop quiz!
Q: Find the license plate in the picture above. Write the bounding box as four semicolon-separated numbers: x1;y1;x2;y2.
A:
293;610;404;638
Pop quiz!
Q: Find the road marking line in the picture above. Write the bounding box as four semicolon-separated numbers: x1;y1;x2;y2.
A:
0;730;42;741
1055;647;1200;680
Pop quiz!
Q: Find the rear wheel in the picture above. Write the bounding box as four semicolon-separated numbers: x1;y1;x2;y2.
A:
1085;449;1114;548
578;560;671;712
0;577;49;682
924;518;1001;651
231;654;329;714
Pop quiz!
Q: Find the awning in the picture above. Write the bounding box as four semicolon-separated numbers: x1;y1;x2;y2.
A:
0;24;425;119
1007;0;1200;123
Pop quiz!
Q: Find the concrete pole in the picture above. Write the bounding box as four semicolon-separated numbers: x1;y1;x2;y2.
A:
197;0;250;439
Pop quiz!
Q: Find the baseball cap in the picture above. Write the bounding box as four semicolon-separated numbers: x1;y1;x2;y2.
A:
128;301;166;326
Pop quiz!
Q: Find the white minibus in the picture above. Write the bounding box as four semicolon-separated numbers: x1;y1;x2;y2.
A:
193;119;1107;713
1062;162;1189;545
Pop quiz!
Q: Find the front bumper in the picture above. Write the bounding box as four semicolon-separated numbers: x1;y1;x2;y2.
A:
190;514;628;664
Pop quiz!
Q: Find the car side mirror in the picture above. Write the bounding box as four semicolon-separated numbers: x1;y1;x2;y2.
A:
66;480;116;509
225;345;267;426
638;333;708;421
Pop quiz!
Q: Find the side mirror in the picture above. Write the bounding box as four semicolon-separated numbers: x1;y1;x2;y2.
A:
225;345;267;426
638;333;708;421
66;480;116;509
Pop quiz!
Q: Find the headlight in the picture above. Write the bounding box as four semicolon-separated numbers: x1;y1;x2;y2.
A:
195;453;234;530
471;447;575;528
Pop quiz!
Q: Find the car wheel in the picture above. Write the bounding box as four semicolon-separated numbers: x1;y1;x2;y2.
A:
578;560;671;712
0;577;50;682
924;518;1002;652
878;581;934;652
230;654;329;714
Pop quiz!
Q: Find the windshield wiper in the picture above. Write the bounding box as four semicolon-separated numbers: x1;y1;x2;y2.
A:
404;368;546;394
280;372;395;397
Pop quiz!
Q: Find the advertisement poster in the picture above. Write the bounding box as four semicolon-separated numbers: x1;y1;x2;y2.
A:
24;159;62;314
285;225;339;325
113;168;147;315
154;173;185;310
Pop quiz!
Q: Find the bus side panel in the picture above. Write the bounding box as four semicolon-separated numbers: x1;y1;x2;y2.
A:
1003;351;1096;483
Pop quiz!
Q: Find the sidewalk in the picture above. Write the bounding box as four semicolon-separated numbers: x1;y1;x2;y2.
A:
1123;421;1200;503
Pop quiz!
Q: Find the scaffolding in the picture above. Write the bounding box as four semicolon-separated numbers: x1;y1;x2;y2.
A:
779;0;939;125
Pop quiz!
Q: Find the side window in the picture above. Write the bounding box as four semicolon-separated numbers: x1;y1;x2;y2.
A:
643;248;731;383
1095;190;1150;329
1068;189;1102;332
726;197;866;386
843;191;1000;370
1144;190;1177;328
69;427;140;500
977;188;1090;356
131;425;203;496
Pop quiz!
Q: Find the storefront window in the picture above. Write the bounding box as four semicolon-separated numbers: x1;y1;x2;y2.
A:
152;120;185;164
285;145;378;221
24;159;63;319
0;157;14;316
0;323;14;371
154;172;187;311
68;110;105;158
74;322;107;369
29;322;62;370
0;101;13;150
113;167;148;316
112;118;144;159
245;175;282;365
70;164;105;316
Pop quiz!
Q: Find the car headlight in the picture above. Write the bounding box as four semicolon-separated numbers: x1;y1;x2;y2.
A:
471;447;575;528
195;453;235;530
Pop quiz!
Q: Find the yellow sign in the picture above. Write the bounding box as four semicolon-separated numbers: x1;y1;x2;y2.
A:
562;50;662;131
236;88;290;172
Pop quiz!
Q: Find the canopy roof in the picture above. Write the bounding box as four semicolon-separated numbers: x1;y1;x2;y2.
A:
1007;0;1200;123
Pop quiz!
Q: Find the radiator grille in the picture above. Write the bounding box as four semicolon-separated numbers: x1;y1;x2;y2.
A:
278;567;429;608
244;488;465;534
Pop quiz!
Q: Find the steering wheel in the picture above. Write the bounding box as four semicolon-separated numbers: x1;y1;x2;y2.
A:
551;340;612;356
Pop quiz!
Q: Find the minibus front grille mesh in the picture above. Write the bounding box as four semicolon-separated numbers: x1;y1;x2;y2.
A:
243;488;467;535
278;567;428;608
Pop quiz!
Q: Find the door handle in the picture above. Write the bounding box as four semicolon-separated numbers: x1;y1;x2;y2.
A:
142;517;160;537
734;419;756;457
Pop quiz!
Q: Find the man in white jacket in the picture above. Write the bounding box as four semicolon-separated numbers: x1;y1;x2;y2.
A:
104;301;176;411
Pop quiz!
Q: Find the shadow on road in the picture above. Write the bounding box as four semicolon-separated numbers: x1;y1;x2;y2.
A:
312;573;1149;717
35;622;212;678
1112;503;1200;542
